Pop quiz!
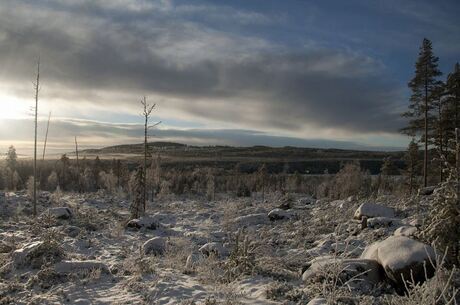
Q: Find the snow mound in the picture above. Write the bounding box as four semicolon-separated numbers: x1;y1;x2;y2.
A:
354;203;394;220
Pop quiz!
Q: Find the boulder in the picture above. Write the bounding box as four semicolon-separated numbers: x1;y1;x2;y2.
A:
53;260;110;275
354;203;395;220
13;241;63;268
199;242;228;257
302;256;383;284
307;298;327;305
361;236;436;289
268;208;294;221
142;237;166;255
64;226;81;238
367;217;402;229
418;186;436;196
233;213;268;227
126;216;158;230
394;226;418;237
298;197;314;205
46;207;72;219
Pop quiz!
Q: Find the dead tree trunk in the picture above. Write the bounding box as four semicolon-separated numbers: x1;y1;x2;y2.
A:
33;58;40;217
140;97;160;213
75;136;81;193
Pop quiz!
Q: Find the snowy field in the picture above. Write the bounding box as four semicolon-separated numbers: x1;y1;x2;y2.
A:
0;190;456;305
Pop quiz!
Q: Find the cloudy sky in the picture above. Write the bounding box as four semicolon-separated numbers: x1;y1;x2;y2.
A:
0;0;459;154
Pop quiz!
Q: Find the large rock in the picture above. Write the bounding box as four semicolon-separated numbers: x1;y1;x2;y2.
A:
394;226;418;237
13;241;63;268
233;213;268;227
54;260;110;275
361;236;436;289
307;298;327;305
199;242;228;258
301;256;384;290
354;203;395;220
46;207;72;219
268;208;294;221
142;237;166;255
367;217;402;229
418;186;436;196
126;216;158;230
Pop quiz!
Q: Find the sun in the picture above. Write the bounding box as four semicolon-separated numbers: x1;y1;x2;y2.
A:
0;95;30;120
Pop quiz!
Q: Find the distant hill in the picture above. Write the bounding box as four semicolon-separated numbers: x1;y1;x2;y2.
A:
81;141;186;154
78;141;407;175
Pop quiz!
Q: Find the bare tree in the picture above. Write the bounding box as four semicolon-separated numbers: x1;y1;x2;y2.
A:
140;97;160;212
75;136;81;192
33;58;40;217
42;111;51;162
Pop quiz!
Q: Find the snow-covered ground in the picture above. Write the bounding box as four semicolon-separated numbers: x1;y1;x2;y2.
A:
0;190;454;304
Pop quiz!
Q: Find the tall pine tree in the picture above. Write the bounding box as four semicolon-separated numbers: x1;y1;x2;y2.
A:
402;38;442;187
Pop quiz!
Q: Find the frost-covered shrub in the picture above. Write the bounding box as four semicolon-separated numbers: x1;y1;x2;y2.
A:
328;162;372;199
47;171;58;191
421;167;460;266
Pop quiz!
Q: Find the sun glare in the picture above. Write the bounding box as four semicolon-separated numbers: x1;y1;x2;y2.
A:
0;95;30;120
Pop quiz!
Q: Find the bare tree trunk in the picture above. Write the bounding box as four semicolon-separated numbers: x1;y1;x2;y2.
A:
75;136;80;193
424;68;429;188
39;111;51;186
439;100;443;182
140;97;159;214
33;58;40;217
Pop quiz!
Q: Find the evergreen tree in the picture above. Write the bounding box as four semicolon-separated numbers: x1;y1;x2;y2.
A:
403;140;421;195
445;63;460;152
402;38;442;187
6;146;17;171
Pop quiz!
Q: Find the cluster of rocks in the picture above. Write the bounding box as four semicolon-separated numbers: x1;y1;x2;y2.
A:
304;201;437;301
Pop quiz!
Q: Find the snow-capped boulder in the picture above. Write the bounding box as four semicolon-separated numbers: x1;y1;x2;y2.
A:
418;186;436;196
394;226;418;237
233;213;268;227
53;260;110;275
268;208;294;221
361;236;436;289
354;203;395;220
199;242;228;257
367;217;402;229
46;207;72;219
142;237;166;255
302;256;384;290
64;225;81;238
13;241;63;268
126;216;158;230
298;196;314;205
307;298;327;305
